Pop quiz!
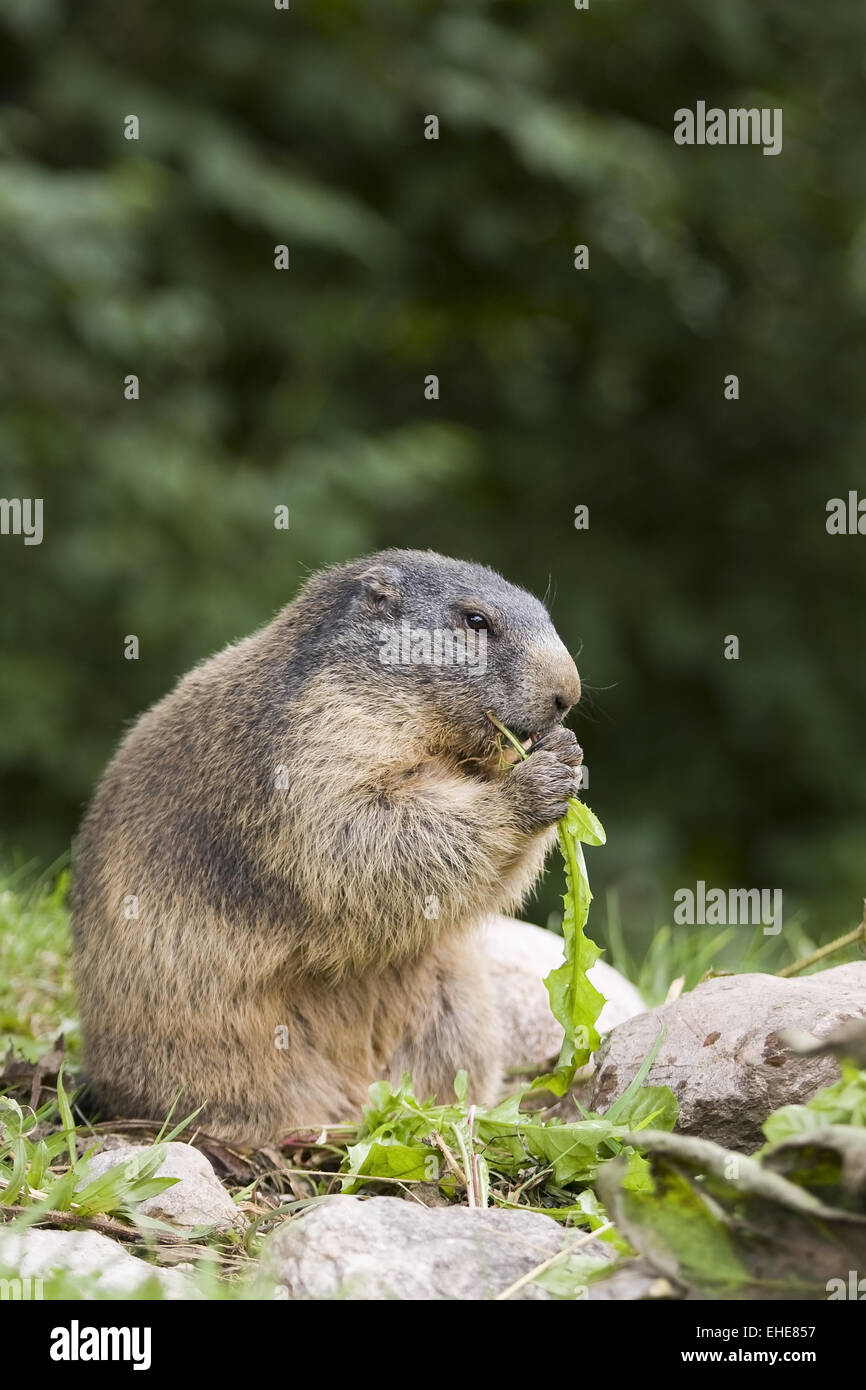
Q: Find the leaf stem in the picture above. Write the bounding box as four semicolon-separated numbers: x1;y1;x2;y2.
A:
485;710;530;761
776;910;866;979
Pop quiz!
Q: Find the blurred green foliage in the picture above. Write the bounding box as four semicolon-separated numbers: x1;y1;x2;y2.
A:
1;0;865;951
0;865;76;1058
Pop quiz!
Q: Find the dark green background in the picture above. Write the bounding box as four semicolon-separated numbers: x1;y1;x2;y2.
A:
2;0;864;948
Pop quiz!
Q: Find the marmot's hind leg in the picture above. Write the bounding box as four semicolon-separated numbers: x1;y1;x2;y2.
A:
385;934;503;1106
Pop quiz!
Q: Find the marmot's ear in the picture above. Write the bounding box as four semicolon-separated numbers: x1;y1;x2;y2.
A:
358;563;402;617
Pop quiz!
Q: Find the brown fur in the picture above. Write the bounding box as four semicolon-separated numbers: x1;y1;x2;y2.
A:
72;551;582;1144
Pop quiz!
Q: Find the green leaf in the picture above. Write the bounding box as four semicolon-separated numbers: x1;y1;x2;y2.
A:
342;1138;436;1191
529;798;606;1094
531;1249;613;1299
485;718;607;1098
603;1027;668;1124
610;1085;679;1135
620;1149;653;1192
761;1062;866;1146
563;799;607;846
599;1129;866;1297
0;1136;28;1206
601;1155;751;1290
55;1064;77;1167
520;1117;623;1185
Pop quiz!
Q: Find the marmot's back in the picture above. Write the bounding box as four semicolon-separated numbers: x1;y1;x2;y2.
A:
74;631;303;947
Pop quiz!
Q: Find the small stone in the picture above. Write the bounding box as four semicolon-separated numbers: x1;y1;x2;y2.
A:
84;1141;244;1234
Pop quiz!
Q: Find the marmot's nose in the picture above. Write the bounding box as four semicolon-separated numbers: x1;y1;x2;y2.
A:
552;666;581;718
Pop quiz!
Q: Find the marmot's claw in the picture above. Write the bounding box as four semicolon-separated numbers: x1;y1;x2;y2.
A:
531;726;583;768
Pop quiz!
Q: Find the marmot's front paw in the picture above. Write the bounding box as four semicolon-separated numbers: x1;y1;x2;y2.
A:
510;730;583;831
531;727;583;768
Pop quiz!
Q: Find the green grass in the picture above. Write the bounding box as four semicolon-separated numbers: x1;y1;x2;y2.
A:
0;862;78;1061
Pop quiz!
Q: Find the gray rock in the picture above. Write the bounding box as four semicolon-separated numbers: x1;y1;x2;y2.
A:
262;1194;613;1300
0;1228;199;1299
480;916;645;1076
591;957;647;1033
590;963;866;1151
85;1141;243;1234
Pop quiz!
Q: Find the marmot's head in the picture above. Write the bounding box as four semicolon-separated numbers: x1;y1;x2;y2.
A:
288;549;581;760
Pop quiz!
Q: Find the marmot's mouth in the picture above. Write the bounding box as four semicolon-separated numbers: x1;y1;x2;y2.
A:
497;729;539;766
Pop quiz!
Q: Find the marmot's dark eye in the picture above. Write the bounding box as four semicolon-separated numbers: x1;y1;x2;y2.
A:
462;612;489;632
